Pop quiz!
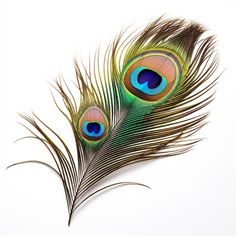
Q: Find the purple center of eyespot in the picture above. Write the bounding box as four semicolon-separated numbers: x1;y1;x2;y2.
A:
87;122;101;133
138;69;162;89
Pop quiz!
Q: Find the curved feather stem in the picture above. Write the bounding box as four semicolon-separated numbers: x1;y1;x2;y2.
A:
7;160;61;177
68;181;151;226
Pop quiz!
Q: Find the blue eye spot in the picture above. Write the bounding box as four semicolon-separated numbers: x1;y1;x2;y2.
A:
137;69;162;89
82;121;105;139
87;122;101;133
130;66;167;96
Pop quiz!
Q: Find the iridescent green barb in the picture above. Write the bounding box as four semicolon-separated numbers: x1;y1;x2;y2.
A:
8;17;219;225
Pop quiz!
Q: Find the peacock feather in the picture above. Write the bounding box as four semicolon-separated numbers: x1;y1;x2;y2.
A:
8;17;219;225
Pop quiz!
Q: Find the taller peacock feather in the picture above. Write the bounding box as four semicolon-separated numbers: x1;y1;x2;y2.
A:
9;17;219;225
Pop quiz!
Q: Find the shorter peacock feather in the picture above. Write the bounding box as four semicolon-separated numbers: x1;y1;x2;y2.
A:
8;17;219;225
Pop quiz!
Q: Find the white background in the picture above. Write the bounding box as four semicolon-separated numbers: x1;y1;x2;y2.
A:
0;0;236;235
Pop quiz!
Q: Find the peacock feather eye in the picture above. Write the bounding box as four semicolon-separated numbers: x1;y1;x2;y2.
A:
121;49;182;102
78;107;109;141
